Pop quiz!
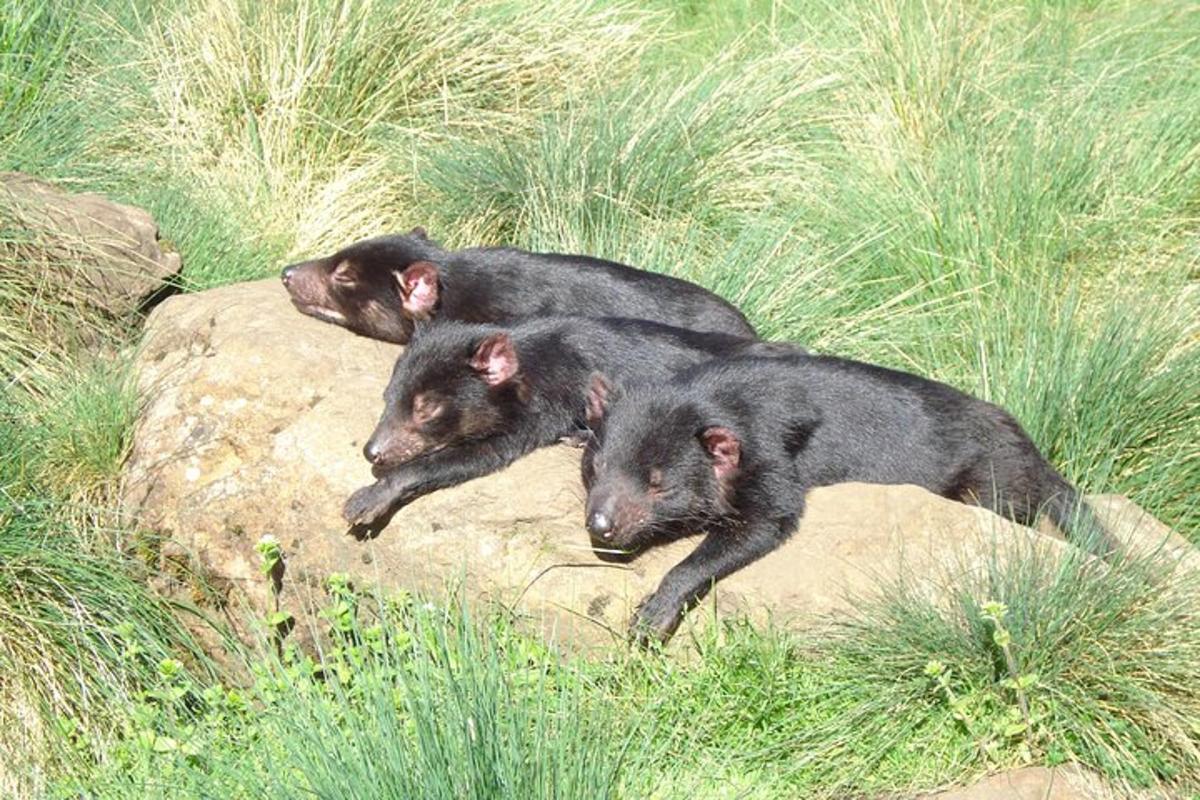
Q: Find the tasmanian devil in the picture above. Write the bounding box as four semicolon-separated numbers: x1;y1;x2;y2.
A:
342;318;796;530
582;354;1120;645
280;230;756;343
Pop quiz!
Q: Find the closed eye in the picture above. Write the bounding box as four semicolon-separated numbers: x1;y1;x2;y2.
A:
411;394;444;425
331;261;358;285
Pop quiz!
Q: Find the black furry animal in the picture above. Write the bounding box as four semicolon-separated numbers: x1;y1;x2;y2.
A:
583;354;1119;645
281;230;756;343
342;318;796;531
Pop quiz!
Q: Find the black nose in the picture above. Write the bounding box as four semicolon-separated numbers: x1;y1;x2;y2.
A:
363;439;382;464
281;265;296;285
587;511;613;540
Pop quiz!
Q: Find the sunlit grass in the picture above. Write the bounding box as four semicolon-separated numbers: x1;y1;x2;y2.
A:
1;0;1198;796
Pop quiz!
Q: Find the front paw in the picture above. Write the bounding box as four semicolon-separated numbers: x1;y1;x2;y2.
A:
629;593;684;648
342;482;397;527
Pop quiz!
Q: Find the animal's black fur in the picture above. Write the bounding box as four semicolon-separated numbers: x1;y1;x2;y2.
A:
281;231;756;343
583;354;1119;645
343;318;797;532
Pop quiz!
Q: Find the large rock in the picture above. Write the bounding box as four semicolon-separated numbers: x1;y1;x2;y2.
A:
121;279;1196;652
0;172;181;318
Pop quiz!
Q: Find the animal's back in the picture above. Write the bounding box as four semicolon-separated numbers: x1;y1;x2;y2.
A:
447;248;757;338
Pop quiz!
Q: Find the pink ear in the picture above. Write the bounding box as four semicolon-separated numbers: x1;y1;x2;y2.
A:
700;427;741;481
469;333;520;386
396;261;439;317
586;373;612;427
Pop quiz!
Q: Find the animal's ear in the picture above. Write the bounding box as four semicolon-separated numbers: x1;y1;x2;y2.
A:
469;333;520;387
407;225;429;240
585;373;616;428
699;426;741;482
395;261;439;318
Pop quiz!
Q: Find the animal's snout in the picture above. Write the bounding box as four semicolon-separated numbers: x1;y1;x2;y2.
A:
587;510;613;540
363;429;427;470
363;438;384;464
281;265;297;285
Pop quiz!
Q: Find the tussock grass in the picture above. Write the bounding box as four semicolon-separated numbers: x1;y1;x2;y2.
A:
613;541;1200;797
1;0;1199;796
6;360;138;504
70;599;661;799
0;0;78;145
964;289;1200;522
0;222;198;798
91;0;658;266
417;44;837;246
0;497;210;799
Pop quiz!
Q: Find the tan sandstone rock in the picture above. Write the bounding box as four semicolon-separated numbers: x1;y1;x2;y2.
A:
923;765;1111;800
121;278;1195;652
0;172;181;319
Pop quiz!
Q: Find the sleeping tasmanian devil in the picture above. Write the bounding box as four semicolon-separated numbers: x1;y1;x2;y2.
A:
342;317;796;532
582;354;1121;646
280;228;756;343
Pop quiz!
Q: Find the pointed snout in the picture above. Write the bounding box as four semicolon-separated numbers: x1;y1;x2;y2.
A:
280;263;297;285
585;489;618;542
361;424;427;473
585;480;652;553
363;437;384;464
586;510;613;540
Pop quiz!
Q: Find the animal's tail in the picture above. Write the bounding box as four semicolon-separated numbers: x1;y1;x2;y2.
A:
1043;483;1121;559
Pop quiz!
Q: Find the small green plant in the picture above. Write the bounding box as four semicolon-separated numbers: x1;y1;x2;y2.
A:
924;600;1045;765
924;659;975;737
254;534;292;657
64;593;660;799
980;601;1039;749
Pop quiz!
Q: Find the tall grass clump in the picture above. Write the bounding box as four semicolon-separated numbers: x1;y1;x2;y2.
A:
0;0;79;149
78;0;657;277
962;288;1200;533
613;543;1200;797
1;141;208;800
417;45;836;247
820;545;1200;793
0;496;210;799
69;595;661;799
5;361;139;505
0;273;201;799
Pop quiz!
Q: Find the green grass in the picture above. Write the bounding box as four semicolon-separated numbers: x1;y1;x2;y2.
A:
1;0;1199;797
590;538;1200;797
54;543;1200;798
0;0;77;146
63;596;665;799
0;493;212;798
0;262;204;797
